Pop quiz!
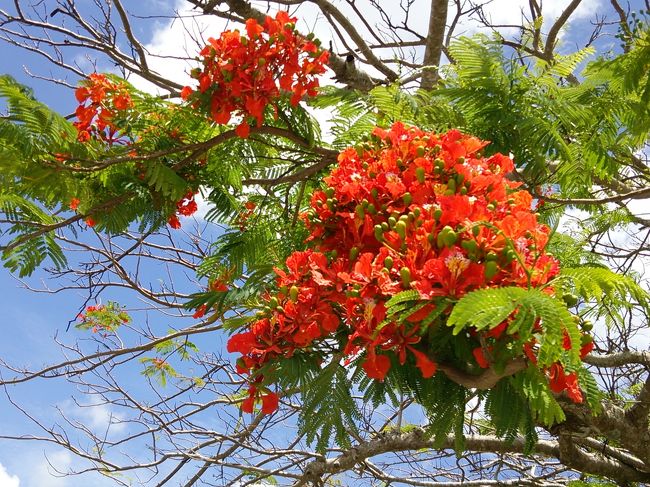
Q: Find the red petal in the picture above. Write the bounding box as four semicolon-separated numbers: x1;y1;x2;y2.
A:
580;341;594;359
241;394;255;413
362;351;391;381
261;392;279;414
75;87;90;103
410;348;437;378
235;122;250;138
472;347;490;369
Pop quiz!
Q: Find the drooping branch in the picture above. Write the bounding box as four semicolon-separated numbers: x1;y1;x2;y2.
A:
437;358;528;389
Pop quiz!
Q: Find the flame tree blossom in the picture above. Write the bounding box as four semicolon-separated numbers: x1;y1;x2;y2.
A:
227;122;590;414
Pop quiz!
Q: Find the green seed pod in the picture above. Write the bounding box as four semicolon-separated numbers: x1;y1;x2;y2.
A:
486;251;498;262
289;285;299;302
388;216;397;228
472;225;480;237
427;233;435;244
447;178;457;193
562;293;579;307
403;192;412;206
400;267;411;288
374;224;384;242
484;261;498;280
413;208;421;218
384;256;394;269
443;229;458;247
395;220;407;239
581;320;594;332
371;188;379;200
461;240;478;253
381;221;389;231
269;297;279;309
433;209;443;221
416;146;426;157
460;187;468;195
279;285;288;295
324;187;335;197
416;166;426;184
367;203;377;214
276;306;285;313
330;249;338;259
350;246;360;261
487;203;496;212
355;205;365;219
456;173;465;185
581;333;593;345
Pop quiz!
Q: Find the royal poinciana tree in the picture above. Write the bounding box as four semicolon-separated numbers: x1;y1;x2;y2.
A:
1;1;649;486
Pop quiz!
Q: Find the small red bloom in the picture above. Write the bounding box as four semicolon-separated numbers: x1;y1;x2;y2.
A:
580;340;594;359
69;198;80;211
85;216;96;227
193;304;207;319
167;214;181;229
180;86;193;100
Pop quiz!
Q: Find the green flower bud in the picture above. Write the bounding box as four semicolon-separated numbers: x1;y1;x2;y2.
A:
485;261;498;280
400;267;411;288
289;285;299;302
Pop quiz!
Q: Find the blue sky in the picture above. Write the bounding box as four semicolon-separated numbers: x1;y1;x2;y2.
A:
0;0;643;485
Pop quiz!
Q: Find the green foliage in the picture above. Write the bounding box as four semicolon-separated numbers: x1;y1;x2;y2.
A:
558;266;649;325
448;287;581;367
297;361;361;453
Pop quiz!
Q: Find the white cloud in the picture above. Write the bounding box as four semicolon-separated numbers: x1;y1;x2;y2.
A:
0;463;20;487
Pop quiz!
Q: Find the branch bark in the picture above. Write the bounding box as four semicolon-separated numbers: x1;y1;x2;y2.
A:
421;0;449;89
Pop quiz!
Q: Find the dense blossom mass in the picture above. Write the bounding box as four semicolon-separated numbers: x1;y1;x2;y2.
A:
228;123;592;413
180;11;329;137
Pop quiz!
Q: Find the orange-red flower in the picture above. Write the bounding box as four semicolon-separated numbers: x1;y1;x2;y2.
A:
182;11;328;137
73;73;132;144
227;123;588;415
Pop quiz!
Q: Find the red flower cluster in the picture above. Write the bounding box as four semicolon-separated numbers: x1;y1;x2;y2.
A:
168;191;198;229
74;73;133;143
228;123;588;414
181;11;329;137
